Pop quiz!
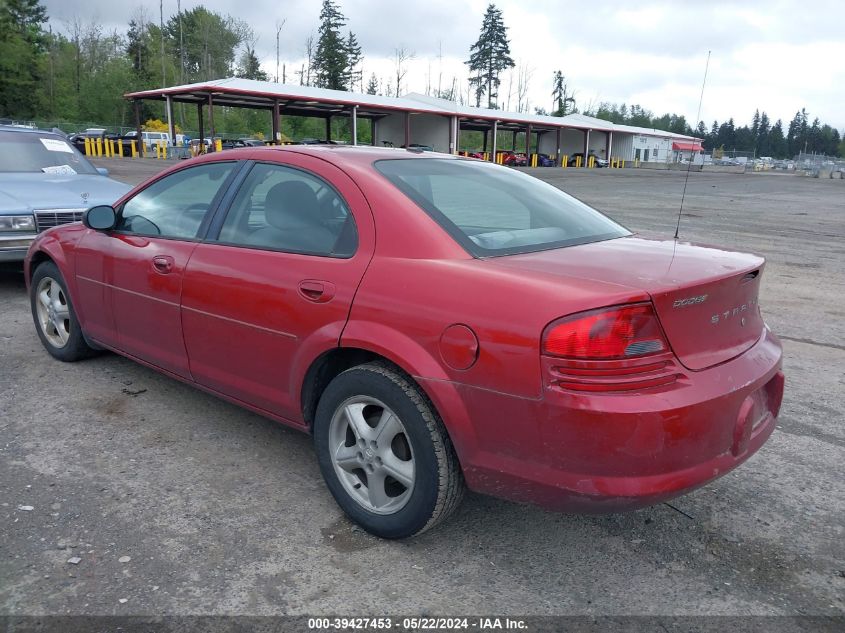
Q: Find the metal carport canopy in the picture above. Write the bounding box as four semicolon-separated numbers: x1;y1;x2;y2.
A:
123;77;701;153
124;78;613;132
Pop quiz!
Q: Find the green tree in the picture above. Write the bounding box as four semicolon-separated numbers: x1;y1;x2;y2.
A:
551;70;575;116
365;72;379;95
465;3;514;108
126;18;152;80
344;31;362;91
237;45;268;80
769;119;787;158
166;7;248;82
756;111;770;156
0;0;48;117
312;0;350;90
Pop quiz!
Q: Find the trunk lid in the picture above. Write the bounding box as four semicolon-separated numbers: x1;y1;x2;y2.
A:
493;236;766;370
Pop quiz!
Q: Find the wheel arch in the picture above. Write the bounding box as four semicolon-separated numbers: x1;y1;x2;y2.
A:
25;249;56;287
300;342;478;471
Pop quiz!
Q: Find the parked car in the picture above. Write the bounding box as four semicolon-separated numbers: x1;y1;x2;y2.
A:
219;138;268;150
536;153;556;167
25;146;784;539
67;128;124;154
402;144;434;152
567;152;607;167
500;150;527;166
0;126;131;262
124;130;172;151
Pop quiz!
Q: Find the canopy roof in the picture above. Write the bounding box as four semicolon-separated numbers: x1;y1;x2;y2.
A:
672;141;704;151
126;78;700;141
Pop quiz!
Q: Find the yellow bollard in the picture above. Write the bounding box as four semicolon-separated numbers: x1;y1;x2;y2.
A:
117;139;123;158
95;138;102;157
83;137;91;156
561;154;568;168
130;140;138;158
105;139;111;158
589;156;595;168
215;138;222;152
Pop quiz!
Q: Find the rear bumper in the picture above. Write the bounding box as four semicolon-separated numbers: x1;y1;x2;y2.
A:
0;234;36;262
424;327;784;513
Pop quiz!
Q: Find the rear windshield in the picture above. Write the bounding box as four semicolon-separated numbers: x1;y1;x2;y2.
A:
0;131;97;175
375;158;629;256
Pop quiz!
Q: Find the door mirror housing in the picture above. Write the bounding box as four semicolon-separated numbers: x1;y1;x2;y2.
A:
83;205;117;231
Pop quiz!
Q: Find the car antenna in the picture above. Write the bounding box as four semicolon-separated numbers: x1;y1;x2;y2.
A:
674;50;711;240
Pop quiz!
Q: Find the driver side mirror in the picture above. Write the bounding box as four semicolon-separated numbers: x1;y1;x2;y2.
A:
83;205;117;231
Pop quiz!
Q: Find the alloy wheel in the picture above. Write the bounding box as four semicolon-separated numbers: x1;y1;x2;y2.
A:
328;396;416;514
35;276;71;348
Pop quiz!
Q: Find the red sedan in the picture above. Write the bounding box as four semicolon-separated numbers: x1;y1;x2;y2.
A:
25;146;784;539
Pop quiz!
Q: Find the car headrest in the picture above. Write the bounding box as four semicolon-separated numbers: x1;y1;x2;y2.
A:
264;181;320;229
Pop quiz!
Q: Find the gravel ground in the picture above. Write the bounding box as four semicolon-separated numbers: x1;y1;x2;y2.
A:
1;158;843;617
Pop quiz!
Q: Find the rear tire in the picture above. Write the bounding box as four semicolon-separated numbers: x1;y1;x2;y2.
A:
30;261;96;362
314;362;465;539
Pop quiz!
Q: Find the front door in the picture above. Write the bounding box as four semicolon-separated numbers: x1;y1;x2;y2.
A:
108;160;238;378
181;155;374;422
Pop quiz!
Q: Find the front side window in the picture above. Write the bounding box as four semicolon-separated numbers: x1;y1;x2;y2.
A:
216;162;357;257
375;158;629;257
117;162;236;239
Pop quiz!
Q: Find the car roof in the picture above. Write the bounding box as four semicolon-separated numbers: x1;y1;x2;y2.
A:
0;125;60;136
197;144;463;168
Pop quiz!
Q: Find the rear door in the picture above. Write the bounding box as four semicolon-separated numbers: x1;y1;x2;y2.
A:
180;154;375;422
107;161;239;378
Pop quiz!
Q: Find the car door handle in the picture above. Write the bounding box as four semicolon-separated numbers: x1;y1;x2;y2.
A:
152;255;174;274
298;280;336;303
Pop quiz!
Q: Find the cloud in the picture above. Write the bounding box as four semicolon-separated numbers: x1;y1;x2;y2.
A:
41;0;845;128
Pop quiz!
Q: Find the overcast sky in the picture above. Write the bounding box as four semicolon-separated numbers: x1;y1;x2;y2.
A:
42;0;845;129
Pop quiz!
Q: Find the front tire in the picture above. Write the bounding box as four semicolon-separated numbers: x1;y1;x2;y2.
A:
314;363;465;539
30;261;95;362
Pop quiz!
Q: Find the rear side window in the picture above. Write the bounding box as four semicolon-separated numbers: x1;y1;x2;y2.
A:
375;158;629;256
215;162;357;257
117;162;236;239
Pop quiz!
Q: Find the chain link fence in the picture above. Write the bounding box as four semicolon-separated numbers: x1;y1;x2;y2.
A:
795;152;845;176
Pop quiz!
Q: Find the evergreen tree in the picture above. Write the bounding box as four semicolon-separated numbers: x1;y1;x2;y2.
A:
0;0;48;117
127;19;151;79
5;0;47;45
829;127;841;157
757;111;770;156
237;45;268;81
344;31;362;91
551;70;574;116
769;120;787;158
312;0;349;90
807;117;821;153
751;109;760;147
365;73;379;95
465;3;514;108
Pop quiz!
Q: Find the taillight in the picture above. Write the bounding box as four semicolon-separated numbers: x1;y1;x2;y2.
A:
542;303;668;360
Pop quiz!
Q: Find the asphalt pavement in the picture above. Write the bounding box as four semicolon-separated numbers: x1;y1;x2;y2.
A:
1;160;843;617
